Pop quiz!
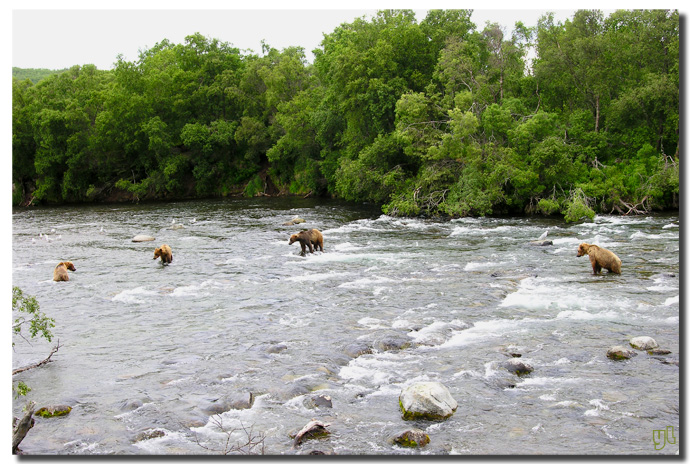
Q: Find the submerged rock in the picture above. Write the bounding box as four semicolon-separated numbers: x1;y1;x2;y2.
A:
203;392;254;415
629;336;659;351
502;358;534;376
343;341;373;358
119;399;144;411
266;343;288;354
392;428;430;448
363;330;415;352
606;346;638;360
134;429;166;442
132;235;155;242
399;382;457;421
283;217;306;226
307;394;333;409
34;405;72;418
528;240;553;246
648;348;672;356
291;419;330;447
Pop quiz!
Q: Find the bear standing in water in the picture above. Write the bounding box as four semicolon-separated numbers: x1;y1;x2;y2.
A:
577;243;621;274
154;244;173;264
289;229;324;256
53;261;76;281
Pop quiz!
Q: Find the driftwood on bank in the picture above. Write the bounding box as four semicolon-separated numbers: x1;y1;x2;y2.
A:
12;341;61;376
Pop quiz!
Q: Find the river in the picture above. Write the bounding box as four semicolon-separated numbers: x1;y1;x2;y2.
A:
11;198;680;455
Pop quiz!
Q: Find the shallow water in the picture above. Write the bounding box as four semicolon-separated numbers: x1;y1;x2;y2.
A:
12;198;680;455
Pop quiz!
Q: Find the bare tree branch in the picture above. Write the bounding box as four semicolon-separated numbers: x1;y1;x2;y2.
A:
12;341;61;376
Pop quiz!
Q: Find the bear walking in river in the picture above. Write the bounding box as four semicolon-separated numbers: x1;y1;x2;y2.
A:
289;229;324;256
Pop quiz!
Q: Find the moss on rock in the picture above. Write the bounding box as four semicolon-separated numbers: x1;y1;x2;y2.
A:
35;405;71;418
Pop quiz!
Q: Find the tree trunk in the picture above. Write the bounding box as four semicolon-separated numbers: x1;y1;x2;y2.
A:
12;402;35;454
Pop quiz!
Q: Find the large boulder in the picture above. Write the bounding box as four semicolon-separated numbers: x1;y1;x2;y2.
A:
399;382;457;421
629;336;659;351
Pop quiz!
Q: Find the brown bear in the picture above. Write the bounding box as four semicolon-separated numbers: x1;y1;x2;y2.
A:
289;229;324;256
53;261;76;282
577;243;621;274
153;244;173;264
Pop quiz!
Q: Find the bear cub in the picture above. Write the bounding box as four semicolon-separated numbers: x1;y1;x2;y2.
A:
289;229;324;256
154;244;173;264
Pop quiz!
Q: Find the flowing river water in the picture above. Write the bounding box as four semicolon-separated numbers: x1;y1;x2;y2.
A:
11;198;680;455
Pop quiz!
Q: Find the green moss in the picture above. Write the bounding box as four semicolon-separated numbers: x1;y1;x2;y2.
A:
35;405;71;418
393;430;430;448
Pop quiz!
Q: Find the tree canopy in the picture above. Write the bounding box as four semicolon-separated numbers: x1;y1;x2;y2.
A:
12;10;679;220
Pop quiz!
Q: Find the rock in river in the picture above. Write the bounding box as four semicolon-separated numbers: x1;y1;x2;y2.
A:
629;336;659;351
399;382;457;421
283;217;306;226
291;419;330;447
132;235;155;242
392;428;430;448
502;358;534;376
203;392;254;415
528;240;553;246
607;346;638;360
35;405;72;418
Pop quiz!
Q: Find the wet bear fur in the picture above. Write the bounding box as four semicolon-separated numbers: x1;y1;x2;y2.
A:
577;243;621;274
289;229;324;256
154;244;173;264
53;261;76;281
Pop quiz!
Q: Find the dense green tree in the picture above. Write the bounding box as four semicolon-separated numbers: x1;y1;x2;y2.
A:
11;10;679;219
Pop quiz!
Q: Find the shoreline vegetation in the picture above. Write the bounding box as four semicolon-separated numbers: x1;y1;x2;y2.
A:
12;10;679;222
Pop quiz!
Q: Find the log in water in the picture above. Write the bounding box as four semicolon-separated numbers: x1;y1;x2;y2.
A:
11;198;679;455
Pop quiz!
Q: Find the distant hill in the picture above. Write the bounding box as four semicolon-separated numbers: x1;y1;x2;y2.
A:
12;67;68;84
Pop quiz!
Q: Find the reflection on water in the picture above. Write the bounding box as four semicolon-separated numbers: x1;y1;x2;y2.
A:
12;198;679;455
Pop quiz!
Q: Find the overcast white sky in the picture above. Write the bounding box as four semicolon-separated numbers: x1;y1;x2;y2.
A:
9;1;671;71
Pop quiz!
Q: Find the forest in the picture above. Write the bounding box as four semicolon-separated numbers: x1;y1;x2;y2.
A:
12;9;679;221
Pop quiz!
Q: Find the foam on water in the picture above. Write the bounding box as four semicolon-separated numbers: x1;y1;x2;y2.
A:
132;430;190;454
583;399;610;417
556;309;622;321
631;231;678;240
112;286;159;304
499;277;593;311
357;316;388;329
285;271;352;282
339;356;399;386
439;318;533;349
464;261;505;271
339;275;398;289
407;320;467;345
